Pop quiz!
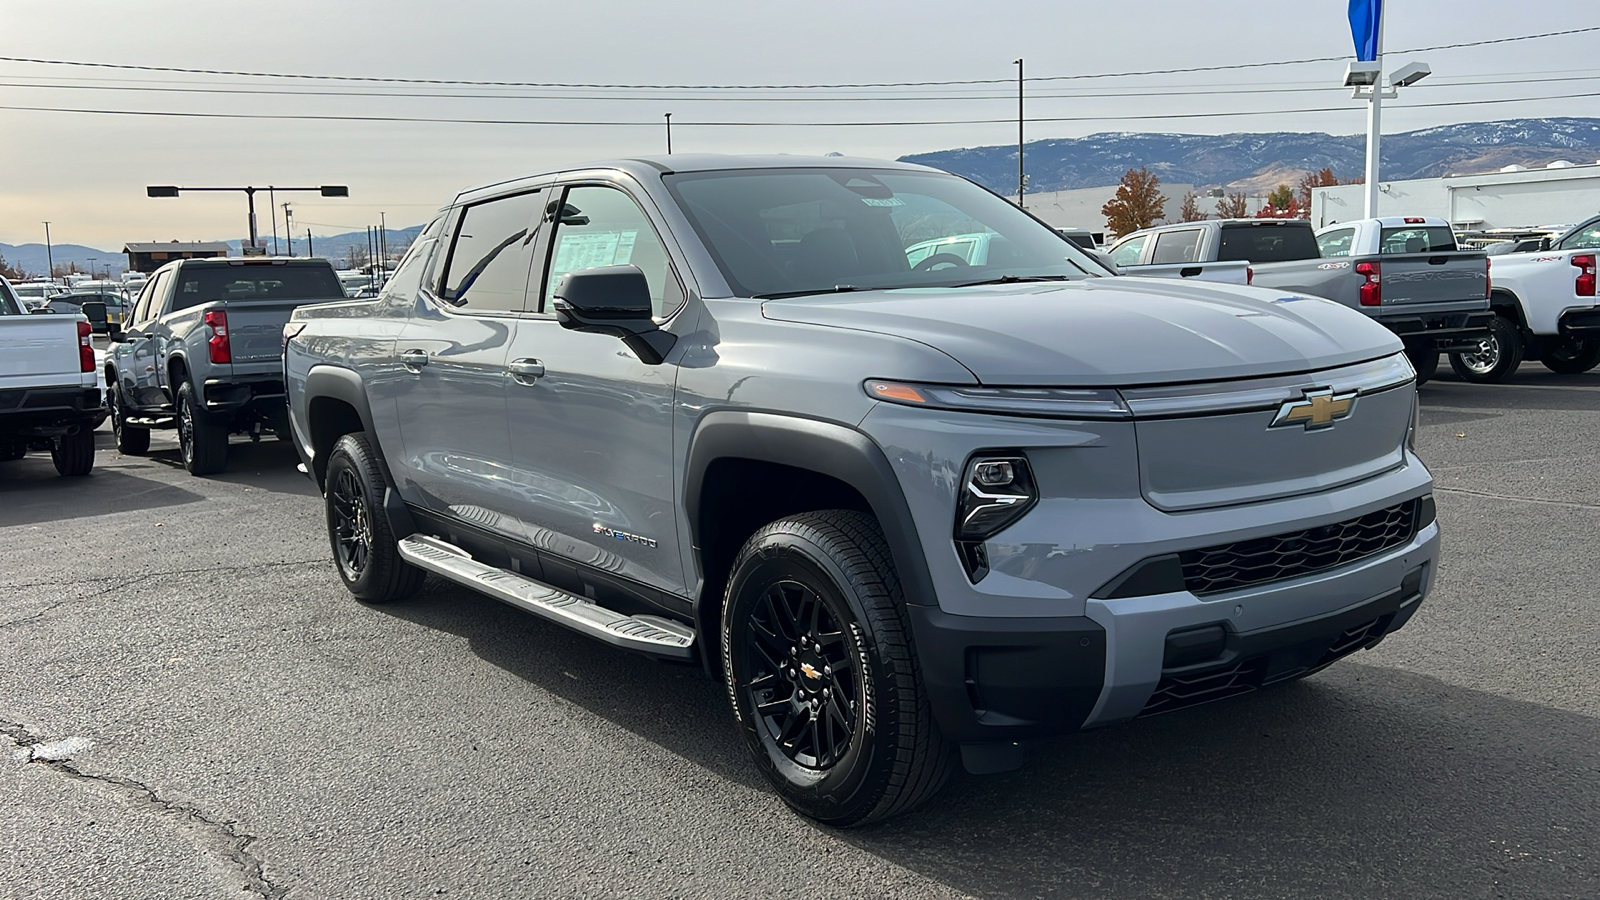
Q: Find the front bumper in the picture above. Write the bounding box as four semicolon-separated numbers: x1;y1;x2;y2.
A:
909;508;1438;745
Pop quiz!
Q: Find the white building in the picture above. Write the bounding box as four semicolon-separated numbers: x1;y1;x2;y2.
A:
1311;161;1600;232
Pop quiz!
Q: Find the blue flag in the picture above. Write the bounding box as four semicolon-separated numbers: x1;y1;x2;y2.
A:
1349;0;1382;61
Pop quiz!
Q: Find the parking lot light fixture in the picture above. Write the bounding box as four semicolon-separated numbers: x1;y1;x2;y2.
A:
146;184;348;254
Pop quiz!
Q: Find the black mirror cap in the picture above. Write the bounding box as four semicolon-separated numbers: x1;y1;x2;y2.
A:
553;265;654;321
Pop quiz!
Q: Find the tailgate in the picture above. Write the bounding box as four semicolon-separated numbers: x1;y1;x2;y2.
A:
0;316;84;387
215;298;339;363
1373;253;1488;306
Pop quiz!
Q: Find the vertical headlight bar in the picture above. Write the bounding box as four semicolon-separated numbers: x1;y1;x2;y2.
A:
955;452;1038;582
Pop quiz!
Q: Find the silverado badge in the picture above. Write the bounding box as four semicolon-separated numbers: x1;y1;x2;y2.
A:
1271;388;1357;431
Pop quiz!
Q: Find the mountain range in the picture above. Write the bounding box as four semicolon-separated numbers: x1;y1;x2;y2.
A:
900;117;1600;195
0;227;427;280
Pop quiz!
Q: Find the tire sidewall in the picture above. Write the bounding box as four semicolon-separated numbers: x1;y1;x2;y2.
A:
722;532;896;822
324;441;377;596
1540;336;1600;374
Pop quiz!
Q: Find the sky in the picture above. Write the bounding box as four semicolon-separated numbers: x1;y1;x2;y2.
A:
3;0;1599;249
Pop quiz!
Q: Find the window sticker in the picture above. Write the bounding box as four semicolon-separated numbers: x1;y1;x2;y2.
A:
552;230;639;272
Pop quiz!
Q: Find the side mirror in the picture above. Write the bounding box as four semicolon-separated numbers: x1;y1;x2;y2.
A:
1539;237;1552;252
552;266;675;364
1089;249;1121;274
108;327;127;342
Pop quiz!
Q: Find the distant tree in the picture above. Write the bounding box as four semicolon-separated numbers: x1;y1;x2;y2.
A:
0;252;26;282
345;244;370;270
1178;191;1205;222
1296;168;1342;210
1267;183;1295;209
1102;167;1167;237
1215;191;1250;218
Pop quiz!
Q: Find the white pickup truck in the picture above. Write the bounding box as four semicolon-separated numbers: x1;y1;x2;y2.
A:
1449;215;1600;381
0;276;105;475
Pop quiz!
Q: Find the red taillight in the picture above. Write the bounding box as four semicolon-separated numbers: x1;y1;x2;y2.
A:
1574;254;1597;298
77;320;94;373
1485;257;1492;299
1246;265;1254;285
204;309;232;364
1355;260;1381;306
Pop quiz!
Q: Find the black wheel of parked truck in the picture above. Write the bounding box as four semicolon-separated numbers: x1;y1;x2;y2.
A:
324;433;426;604
1538;335;1600;375
176;381;228;475
1403;342;1439;385
108;383;150;456
722;510;954;827
50;428;95;477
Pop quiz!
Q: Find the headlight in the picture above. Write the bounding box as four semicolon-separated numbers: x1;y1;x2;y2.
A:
865;380;1131;420
954;453;1038;582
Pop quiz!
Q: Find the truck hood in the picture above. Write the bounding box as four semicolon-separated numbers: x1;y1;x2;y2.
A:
761;278;1402;386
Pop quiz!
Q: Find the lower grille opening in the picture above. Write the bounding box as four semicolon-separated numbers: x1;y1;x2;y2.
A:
1179;499;1421;596
1139;657;1268;717
1316;615;1392;667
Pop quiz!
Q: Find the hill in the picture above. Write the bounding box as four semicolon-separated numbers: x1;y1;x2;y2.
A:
0;242;128;278
901;117;1600;194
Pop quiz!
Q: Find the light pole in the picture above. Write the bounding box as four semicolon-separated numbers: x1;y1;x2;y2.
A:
1014;58;1025;208
146;185;349;252
665;112;673;154
283;204;294;256
1343;4;1429;218
42;221;54;281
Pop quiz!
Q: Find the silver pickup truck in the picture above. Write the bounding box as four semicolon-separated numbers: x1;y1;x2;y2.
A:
105;257;346;475
1110;217;1493;382
0;277;104;475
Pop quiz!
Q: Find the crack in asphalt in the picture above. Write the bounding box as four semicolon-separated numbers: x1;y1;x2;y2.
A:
0;558;326;629
1434;485;1600;510
2;720;286;900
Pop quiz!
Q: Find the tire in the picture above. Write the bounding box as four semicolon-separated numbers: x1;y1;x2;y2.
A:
1403;343;1439;386
1449;314;1524;383
722;510;954;827
324;433;425;603
176;381;228;475
108;383;150;455
1538;336;1600;375
50;428;95;477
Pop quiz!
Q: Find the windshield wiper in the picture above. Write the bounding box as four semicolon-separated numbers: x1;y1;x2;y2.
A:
753;285;861;300
951;274;1073;288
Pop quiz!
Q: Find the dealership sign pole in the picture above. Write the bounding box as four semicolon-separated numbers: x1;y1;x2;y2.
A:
1350;0;1383;218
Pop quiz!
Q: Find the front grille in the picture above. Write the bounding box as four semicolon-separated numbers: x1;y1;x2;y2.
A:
1179;499;1419;596
1139;656;1267;716
1317;615;1390;667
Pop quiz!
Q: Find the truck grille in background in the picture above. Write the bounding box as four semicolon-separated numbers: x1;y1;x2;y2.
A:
1179;499;1420;596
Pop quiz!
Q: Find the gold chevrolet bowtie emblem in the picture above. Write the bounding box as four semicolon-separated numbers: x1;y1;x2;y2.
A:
1271;388;1357;430
799;662;821;681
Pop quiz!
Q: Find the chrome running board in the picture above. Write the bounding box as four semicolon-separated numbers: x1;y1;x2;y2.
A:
396;535;695;659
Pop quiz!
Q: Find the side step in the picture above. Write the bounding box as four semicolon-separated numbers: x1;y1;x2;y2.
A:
396;535;695;659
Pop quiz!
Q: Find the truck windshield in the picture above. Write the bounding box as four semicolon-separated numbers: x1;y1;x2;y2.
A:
663;168;1101;298
1379;227;1456;254
1217;223;1320;263
172;264;343;311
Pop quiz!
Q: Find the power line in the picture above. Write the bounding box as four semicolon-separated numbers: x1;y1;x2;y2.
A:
0;26;1595;91
4;89;1599;128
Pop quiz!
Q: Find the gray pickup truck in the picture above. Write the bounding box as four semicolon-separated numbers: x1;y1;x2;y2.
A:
286;156;1439;826
1110;217;1493;382
106;257;346;474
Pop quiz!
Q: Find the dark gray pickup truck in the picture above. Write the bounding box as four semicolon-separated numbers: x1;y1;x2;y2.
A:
105;257;346;474
286;156;1439;825
1110;217;1493;382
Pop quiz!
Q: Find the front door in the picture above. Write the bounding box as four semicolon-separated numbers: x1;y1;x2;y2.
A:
503;183;689;598
390;187;546;530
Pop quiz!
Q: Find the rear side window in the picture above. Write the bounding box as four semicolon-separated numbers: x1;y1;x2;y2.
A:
1379;227;1456;254
1317;227;1356;257
438;190;542;313
1217;224;1319;262
0;282;19;316
1108;234;1148;267
173;265;343;312
1150;229;1203;264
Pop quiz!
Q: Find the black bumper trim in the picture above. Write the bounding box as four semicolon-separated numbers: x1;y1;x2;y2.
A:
0;386;106;436
1558;307;1600;335
201;377;287;413
907;605;1106;743
1380;310;1496;346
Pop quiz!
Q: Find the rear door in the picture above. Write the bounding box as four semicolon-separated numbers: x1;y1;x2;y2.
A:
390;186;546;528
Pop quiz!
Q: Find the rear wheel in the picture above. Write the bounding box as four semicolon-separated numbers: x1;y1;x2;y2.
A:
324;433;425;603
51;428;95;476
1403;343;1439;385
1449;314;1524;383
722;510;954;827
176;381;228;475
108;383;150;455
1538;336;1600;375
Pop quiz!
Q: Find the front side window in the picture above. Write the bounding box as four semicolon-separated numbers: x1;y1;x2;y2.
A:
664;167;1100;298
1108;235;1148;267
1150;229;1202;265
542;185;682;317
1317;228;1356;257
438;191;542;313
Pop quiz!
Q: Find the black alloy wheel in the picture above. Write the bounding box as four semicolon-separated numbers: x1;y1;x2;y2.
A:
723;510;953;827
323;432;425;603
109;384;150;455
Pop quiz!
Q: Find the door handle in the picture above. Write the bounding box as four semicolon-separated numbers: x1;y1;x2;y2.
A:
400;348;430;371
508;358;545;384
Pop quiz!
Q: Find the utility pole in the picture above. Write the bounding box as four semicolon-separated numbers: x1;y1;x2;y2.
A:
1014;58;1025;208
283;204;294;256
42;222;54;280
665;113;673;154
307;228;314;258
379;212;388;282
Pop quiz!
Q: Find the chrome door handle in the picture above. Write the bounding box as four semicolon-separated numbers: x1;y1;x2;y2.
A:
400;348;430;371
508;358;545;384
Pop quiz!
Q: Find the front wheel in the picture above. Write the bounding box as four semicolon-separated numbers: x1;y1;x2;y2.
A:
51;428;95;476
1538;336;1600;375
722;510;953;827
1449;314;1524;383
109;383;150;455
324;433;425;603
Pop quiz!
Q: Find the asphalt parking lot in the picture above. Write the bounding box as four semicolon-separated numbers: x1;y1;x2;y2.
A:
2;365;1597;900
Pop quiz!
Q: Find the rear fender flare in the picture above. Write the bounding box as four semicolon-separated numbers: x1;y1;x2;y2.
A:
302;365;415;537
